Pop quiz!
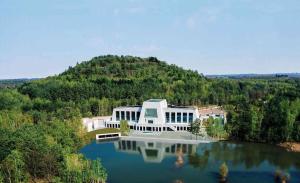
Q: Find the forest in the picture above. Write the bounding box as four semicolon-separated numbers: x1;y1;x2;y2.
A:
0;55;300;182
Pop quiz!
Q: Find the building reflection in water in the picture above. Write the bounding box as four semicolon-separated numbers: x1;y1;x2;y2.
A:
114;139;197;163
112;139;300;171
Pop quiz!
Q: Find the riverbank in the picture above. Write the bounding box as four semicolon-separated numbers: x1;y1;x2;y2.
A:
278;142;300;152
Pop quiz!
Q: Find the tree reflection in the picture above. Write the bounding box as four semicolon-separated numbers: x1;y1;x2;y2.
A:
188;142;300;171
188;150;210;170
175;147;184;168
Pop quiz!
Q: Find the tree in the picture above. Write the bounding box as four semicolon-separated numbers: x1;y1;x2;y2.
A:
219;162;229;183
1;150;28;183
120;120;130;136
206;117;228;139
85;159;107;183
188;119;201;140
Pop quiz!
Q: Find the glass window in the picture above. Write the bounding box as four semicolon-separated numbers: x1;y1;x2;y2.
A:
145;108;158;118
183;113;187;123
165;112;170;123
171;112;176;123
148;120;153;124
121;111;125;120
177;112;182;123
126;111;130;121
189;113;193;122
137;112;141;121
116;111;120;121
131;111;136;121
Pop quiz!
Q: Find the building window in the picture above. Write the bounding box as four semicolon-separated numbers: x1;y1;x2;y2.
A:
126;111;130;121
145;108;158;118
189;113;193;122
137;112;141;121
121;111;125;120
183;113;187;123
116;111;120;121
165;112;170;123
148;120;153;124
171;112;176;123
131;111;136;121
177;112;182;123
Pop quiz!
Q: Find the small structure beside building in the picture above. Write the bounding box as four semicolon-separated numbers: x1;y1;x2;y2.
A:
199;106;227;124
96;132;121;141
82;116;111;132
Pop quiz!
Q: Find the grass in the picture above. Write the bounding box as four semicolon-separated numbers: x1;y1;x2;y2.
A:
86;128;120;140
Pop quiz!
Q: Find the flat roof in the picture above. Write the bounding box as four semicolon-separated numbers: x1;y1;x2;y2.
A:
146;99;165;102
168;105;197;109
114;106;142;109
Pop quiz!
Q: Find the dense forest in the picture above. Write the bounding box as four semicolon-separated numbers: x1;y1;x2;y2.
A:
0;55;300;182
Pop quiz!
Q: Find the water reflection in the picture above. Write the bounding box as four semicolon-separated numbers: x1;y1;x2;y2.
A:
114;139;197;163
113;139;300;170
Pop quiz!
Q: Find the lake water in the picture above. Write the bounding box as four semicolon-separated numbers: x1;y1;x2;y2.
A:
81;139;300;183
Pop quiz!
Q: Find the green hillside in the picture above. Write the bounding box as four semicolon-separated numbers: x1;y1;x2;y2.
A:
14;55;300;143
19;55;208;105
0;55;300;182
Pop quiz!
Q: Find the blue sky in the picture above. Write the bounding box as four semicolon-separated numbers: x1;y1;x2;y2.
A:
1;0;300;79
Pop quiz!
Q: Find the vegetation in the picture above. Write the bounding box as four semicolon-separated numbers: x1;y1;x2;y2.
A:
219;162;229;182
206;118;228;139
0;79;36;89
188;119;202;139
120;120;130;136
0;55;300;182
274;170;291;183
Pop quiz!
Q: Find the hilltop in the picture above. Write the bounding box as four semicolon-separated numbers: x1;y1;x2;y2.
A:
19;55;210;106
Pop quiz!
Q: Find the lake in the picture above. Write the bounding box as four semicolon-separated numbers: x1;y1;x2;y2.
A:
81;139;300;183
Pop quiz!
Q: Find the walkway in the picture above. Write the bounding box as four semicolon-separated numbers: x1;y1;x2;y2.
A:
123;131;215;143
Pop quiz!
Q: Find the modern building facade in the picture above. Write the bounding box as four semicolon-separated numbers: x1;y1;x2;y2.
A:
82;99;226;132
106;99;199;132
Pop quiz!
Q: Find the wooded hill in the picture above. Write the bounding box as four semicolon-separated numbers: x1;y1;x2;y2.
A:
17;55;300;143
0;55;300;182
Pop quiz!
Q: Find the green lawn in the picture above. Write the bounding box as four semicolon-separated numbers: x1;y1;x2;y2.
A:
86;128;120;140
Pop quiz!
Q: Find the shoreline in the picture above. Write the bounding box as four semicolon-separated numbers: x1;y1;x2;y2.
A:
278;142;300;152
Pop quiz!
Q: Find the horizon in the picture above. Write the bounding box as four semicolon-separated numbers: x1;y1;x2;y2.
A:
1;0;300;79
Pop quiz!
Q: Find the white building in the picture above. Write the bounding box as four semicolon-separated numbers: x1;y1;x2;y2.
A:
82;116;111;132
199;106;227;124
106;99;199;132
82;99;226;132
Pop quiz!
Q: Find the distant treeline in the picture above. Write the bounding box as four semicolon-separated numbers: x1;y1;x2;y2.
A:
207;73;300;79
0;78;39;89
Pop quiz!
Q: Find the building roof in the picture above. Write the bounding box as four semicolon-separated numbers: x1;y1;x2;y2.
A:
82;116;112;120
146;99;165;102
167;105;197;110
114;106;142;110
198;106;225;115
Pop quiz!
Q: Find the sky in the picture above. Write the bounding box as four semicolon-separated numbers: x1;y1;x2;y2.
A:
1;0;300;79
